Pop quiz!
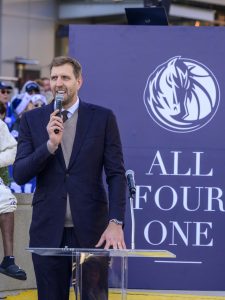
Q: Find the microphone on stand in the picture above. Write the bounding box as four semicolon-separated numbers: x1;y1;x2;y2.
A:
54;92;64;134
126;170;136;198
125;169;136;250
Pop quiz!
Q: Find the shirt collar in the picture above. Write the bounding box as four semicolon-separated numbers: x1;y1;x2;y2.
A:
62;97;79;116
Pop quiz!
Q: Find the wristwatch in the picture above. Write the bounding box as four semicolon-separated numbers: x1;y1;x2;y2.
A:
109;218;123;226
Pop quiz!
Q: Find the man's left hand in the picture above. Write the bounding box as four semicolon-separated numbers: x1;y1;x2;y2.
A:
95;222;126;250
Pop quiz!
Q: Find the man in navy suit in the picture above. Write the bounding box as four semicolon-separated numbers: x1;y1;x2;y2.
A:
13;56;126;300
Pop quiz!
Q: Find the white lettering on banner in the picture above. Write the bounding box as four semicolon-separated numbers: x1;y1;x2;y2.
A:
146;151;213;176
155;186;177;210
135;185;225;212
134;185;151;210
193;152;213;176
193;222;213;246
144;220;167;245
144;220;213;246
137;150;224;248
205;187;225;212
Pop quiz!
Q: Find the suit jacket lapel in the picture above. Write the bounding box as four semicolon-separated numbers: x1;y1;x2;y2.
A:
68;101;94;170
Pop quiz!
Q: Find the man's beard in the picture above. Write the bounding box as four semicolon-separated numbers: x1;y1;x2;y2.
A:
62;93;74;107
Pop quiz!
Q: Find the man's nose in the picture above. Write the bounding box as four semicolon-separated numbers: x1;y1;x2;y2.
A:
56;77;63;87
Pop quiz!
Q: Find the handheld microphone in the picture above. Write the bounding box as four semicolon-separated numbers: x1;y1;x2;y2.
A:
54;92;64;134
125;169;136;197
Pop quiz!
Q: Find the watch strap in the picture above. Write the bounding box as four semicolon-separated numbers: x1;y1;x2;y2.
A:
109;218;123;225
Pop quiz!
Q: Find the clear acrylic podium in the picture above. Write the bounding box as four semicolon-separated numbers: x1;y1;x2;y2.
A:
28;247;175;300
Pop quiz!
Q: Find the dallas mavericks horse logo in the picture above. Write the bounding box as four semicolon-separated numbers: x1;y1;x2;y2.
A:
144;56;220;133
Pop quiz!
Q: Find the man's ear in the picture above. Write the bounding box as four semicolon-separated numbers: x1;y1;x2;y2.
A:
77;76;83;90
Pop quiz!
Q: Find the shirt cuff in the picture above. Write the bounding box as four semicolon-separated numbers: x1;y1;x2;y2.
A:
47;140;58;154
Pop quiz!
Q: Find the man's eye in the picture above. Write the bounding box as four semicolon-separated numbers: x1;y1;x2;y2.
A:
51;76;57;81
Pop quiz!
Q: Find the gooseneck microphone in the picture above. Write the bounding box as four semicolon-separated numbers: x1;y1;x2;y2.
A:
54;92;64;134
126;169;136;249
125;169;136;198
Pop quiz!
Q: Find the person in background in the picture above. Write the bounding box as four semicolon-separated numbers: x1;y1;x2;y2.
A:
34;78;44;93
41;77;53;103
24;80;41;96
0;81;14;128
0;82;12;108
41;77;51;92
31;93;47;108
10;81;47;139
0;119;27;280
13;56;126;300
9;81;46;194
10;95;34;140
0;102;6;121
24;81;47;106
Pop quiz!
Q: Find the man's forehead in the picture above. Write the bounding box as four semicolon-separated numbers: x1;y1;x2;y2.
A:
50;64;74;76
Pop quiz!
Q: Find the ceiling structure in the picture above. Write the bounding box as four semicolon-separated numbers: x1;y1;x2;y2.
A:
55;0;225;54
58;0;225;26
170;0;225;25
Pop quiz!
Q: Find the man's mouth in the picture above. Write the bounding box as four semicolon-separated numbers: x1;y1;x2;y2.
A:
56;90;66;94
55;90;66;98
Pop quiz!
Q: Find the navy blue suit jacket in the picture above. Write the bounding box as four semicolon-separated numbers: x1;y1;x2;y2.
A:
13;100;126;248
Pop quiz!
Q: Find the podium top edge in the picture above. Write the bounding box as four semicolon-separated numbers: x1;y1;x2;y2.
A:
27;247;176;258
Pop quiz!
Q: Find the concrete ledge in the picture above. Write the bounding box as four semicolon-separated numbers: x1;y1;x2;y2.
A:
0;193;36;291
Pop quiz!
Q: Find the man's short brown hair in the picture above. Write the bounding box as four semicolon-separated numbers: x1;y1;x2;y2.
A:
49;56;82;79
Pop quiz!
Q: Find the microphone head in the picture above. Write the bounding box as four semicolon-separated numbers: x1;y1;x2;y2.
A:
126;169;136;196
55;92;64;100
55;92;64;112
54;92;64;134
125;169;134;177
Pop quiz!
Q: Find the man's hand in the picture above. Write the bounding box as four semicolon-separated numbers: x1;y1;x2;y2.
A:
95;222;126;250
46;110;64;151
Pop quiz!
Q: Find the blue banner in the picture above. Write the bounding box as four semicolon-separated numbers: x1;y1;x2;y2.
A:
69;25;225;290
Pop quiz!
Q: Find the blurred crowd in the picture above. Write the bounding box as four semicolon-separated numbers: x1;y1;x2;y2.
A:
0;77;53;193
